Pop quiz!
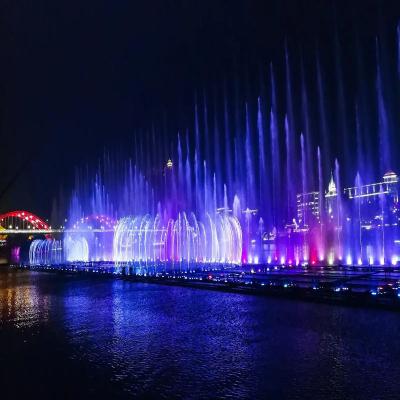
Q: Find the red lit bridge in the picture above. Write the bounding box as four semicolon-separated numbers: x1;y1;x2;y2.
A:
0;210;54;235
0;211;115;234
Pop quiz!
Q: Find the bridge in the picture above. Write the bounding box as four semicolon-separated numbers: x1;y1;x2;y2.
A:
0;228;114;234
0;211;115;235
0;210;50;229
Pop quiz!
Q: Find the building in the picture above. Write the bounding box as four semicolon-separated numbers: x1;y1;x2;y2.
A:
296;191;320;226
294;171;400;230
344;171;398;201
344;171;399;229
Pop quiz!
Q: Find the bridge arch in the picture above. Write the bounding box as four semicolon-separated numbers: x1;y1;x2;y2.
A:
71;214;116;230
0;211;50;230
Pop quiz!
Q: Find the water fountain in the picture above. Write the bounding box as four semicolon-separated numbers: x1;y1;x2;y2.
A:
29;27;400;270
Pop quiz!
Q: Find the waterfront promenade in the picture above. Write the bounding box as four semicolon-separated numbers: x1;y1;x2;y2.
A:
16;262;400;310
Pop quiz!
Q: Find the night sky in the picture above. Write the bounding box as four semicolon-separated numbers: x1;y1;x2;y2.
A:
1;0;400;218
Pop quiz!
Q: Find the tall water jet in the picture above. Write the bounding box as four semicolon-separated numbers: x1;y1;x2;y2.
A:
203;91;210;170
285;116;293;222
300;134;307;223
317;146;325;261
355;32;374;180
334;159;343;262
355;102;365;176
334;25;350;182
245;103;255;208
285;44;296;223
257;96;270;228
213;90;221;203
185;134;193;209
223;81;233;199
316;51;330;175
355;172;363;263
177;133;184;202
270;63;281;229
376;38;391;174
300;57;314;190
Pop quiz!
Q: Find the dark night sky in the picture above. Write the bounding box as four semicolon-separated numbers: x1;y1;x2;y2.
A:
1;0;400;218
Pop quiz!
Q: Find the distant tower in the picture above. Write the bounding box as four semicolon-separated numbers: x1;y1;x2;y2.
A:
325;172;338;220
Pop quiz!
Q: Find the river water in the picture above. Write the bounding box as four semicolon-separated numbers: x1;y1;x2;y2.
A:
0;268;399;399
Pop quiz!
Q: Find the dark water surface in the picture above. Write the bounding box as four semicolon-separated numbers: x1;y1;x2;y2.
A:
0;268;399;399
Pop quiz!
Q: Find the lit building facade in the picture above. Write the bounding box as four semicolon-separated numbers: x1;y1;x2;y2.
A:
290;171;400;265
296;192;320;226
344;171;399;228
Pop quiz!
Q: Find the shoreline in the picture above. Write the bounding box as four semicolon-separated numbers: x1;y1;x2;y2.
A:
9;264;400;312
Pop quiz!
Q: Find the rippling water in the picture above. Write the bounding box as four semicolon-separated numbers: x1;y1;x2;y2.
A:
0;268;399;399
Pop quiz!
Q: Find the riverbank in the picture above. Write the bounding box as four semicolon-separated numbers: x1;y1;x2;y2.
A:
12;263;400;311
